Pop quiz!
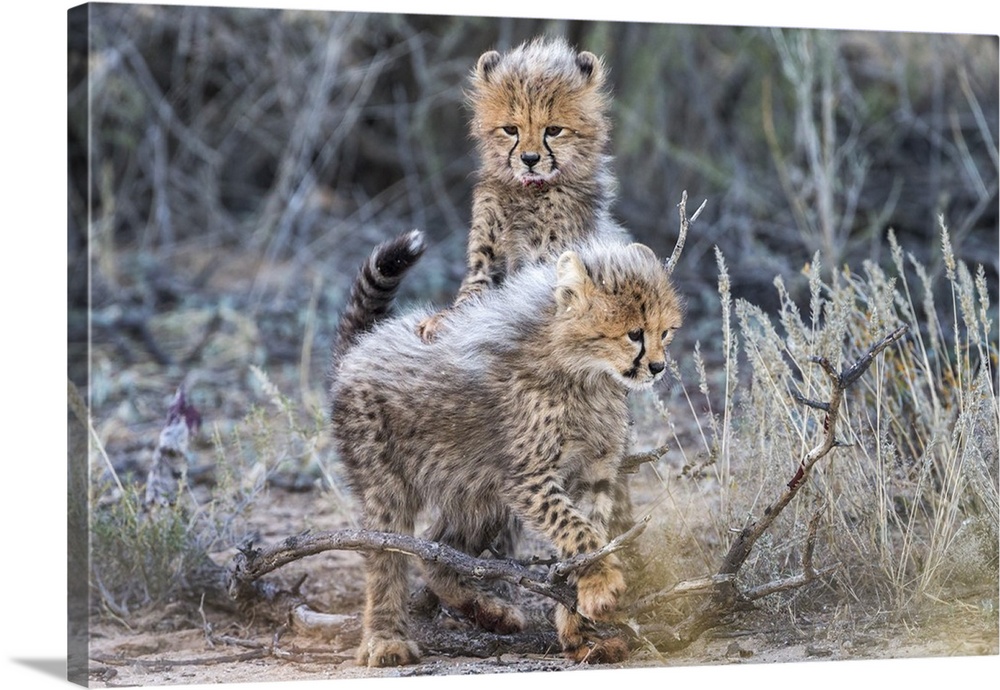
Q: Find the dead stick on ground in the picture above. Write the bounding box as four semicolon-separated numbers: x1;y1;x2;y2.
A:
229;518;648;614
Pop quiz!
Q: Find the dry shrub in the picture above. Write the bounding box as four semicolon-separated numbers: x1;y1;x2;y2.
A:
87;364;337;616
645;222;998;619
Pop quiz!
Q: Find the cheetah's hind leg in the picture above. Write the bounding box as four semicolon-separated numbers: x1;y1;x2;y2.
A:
355;482;421;667
420;514;527;634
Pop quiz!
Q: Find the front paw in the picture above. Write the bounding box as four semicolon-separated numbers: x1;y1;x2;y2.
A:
415;312;447;343
575;559;625;621
357;636;420;668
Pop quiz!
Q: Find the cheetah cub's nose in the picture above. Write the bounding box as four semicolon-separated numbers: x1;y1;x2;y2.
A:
649;361;665;375
521;151;541;167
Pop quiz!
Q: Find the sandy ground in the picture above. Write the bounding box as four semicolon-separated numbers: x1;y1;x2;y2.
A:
83;485;998;688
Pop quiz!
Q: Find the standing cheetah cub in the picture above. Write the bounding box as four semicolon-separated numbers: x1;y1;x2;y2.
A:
330;228;683;666
416;37;625;341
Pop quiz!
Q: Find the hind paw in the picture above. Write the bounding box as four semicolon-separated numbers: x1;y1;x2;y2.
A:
459;597;526;634
565;636;630;664
357;636;420;668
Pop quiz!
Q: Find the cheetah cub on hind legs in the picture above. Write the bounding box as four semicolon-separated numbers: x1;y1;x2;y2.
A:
330;229;683;667
416;37;626;342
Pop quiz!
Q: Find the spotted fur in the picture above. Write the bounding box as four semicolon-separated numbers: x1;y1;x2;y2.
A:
331;231;683;667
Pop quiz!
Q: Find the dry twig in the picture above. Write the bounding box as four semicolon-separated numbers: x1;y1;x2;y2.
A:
619;444;670;475
665;190;707;275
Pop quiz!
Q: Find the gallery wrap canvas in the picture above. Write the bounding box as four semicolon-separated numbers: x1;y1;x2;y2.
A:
67;2;998;688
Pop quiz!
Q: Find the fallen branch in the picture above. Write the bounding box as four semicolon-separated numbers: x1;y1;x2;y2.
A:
632;574;737;615
229;517;649;615
290;604;356;634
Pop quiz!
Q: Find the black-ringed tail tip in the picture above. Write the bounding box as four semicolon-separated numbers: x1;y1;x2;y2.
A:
373;230;427;278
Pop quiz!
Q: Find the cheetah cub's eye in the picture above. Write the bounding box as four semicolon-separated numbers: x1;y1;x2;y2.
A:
545;126;564;137
627;328;643;342
502;125;518;136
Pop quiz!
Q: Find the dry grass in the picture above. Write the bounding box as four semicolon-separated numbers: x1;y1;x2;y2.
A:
640;223;998;624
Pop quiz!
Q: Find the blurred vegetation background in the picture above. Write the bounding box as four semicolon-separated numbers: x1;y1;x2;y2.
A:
68;4;998;390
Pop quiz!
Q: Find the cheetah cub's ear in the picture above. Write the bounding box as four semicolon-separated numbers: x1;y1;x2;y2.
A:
627;242;658;263
575;50;605;85
475;50;502;82
555;250;594;313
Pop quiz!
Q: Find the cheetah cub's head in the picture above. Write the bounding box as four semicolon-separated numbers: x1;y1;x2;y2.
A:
469;38;611;189
553;242;683;390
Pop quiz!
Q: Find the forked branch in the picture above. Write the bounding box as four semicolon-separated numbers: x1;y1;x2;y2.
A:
631;326;908;650
665;190;707;275
716;325;908;578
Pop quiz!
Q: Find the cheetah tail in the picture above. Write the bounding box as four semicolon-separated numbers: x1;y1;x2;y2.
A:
332;229;426;361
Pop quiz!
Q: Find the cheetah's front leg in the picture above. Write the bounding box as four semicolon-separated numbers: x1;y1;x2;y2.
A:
509;472;628;662
416;215;501;343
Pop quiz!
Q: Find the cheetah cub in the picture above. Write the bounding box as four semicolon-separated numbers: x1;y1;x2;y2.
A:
330;228;683;667
416;37;625;341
